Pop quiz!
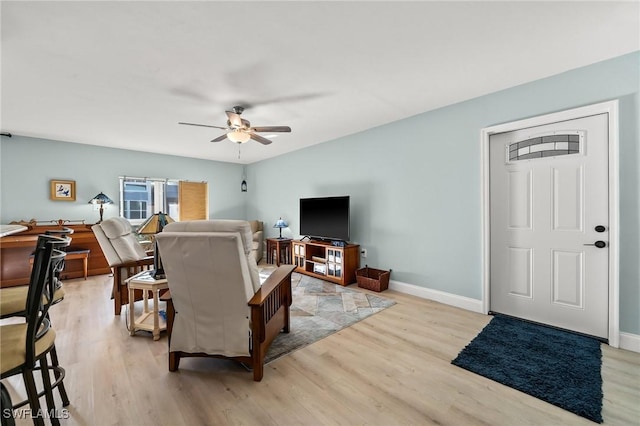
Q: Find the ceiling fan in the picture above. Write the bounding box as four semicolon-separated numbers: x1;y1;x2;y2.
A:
178;106;291;145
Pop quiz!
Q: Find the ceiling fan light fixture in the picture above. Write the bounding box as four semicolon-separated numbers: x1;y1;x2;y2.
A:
180;107;288;146
228;130;250;143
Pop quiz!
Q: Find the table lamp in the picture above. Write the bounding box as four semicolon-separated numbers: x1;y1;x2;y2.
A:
136;212;175;279
273;217;288;239
88;192;113;223
136;212;175;237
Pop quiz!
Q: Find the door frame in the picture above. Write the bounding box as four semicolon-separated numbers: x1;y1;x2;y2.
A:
480;100;620;347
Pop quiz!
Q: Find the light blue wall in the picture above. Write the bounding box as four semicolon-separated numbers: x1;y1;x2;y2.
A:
1;53;637;335
0;137;246;223
247;52;640;334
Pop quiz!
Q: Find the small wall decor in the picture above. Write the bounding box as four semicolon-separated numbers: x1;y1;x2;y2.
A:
50;179;76;201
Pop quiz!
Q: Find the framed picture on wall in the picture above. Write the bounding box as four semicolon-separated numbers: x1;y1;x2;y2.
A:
50;179;76;201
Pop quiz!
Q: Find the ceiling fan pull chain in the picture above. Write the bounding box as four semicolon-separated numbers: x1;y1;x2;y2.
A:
238;145;241;159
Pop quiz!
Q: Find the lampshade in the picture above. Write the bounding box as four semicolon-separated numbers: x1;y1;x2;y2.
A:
273;217;288;239
88;192;113;205
137;212;175;235
88;192;113;223
273;218;288;229
227;130;250;143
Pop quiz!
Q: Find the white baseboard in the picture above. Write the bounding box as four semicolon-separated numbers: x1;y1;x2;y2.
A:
619;332;640;353
389;279;484;313
389;279;640;353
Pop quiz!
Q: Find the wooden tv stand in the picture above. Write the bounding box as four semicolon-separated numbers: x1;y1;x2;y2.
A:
291;239;360;286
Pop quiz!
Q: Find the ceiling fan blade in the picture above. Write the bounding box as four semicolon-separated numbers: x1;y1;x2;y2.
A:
249;133;273;145
225;111;243;128
211;134;228;143
179;122;228;130
250;126;291;133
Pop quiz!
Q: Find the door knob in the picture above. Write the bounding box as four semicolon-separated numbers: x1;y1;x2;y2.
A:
594;225;606;233
584;241;607;248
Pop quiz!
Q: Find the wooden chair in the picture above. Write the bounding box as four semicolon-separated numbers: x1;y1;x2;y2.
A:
0;235;69;426
92;217;154;315
156;220;295;381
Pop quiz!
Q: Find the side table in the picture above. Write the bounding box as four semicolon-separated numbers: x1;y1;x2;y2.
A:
266;238;292;266
126;270;169;341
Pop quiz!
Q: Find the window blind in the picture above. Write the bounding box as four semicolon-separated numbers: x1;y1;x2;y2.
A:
178;181;208;220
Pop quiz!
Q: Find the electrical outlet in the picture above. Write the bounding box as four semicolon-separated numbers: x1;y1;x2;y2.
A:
361;248;367;258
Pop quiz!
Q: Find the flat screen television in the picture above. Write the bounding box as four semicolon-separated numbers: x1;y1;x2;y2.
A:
299;196;350;242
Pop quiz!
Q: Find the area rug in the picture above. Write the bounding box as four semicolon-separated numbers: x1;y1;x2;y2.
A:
451;314;603;423
262;270;396;364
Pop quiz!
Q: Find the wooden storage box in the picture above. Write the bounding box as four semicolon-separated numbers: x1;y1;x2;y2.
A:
356;266;390;292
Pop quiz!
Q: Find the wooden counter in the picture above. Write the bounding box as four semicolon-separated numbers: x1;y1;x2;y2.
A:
0;222;111;287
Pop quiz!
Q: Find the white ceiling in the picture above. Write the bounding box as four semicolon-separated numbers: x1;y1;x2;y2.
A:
1;1;638;164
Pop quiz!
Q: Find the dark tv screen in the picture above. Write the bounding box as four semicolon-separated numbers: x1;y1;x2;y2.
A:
299;196;350;241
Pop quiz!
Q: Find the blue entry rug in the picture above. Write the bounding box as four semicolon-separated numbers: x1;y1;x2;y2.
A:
452;314;603;423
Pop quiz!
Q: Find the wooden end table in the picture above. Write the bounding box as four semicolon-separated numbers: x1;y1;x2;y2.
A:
126;271;169;341
266;238;292;266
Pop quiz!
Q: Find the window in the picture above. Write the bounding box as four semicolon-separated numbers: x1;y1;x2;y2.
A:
119;177;208;224
119;177;179;225
122;182;148;220
507;132;582;162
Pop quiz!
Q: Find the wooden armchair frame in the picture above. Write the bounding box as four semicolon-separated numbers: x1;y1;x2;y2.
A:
161;264;295;381
111;257;154;315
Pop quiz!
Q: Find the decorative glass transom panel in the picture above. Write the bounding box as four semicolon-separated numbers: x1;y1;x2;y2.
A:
508;133;581;162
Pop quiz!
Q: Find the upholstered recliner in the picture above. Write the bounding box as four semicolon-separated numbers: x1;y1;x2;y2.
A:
92;217;154;315
156;220;295;381
248;220;264;262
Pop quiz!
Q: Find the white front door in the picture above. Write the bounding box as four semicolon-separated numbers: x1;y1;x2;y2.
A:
489;113;609;339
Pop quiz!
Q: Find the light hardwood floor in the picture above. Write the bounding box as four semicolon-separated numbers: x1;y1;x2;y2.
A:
2;273;639;425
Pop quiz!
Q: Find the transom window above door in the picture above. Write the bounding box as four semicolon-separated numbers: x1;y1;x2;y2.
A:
507;132;583;162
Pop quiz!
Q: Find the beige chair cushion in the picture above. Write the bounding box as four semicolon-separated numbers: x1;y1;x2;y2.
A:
0;323;56;374
0;287;28;316
248;220;264;262
0;286;65;317
156;230;256;357
92;217;147;266
248;220;263;234
251;240;261;254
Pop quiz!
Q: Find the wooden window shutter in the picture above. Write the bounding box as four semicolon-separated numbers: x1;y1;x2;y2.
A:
178;181;208;220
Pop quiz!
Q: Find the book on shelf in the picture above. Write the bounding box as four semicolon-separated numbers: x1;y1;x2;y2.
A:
313;263;327;275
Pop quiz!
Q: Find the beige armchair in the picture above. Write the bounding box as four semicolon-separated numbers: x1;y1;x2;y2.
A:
156;220;295;381
248;220;264;262
92;217;154;315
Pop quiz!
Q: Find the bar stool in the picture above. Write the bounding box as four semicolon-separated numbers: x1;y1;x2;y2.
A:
0;235;70;425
